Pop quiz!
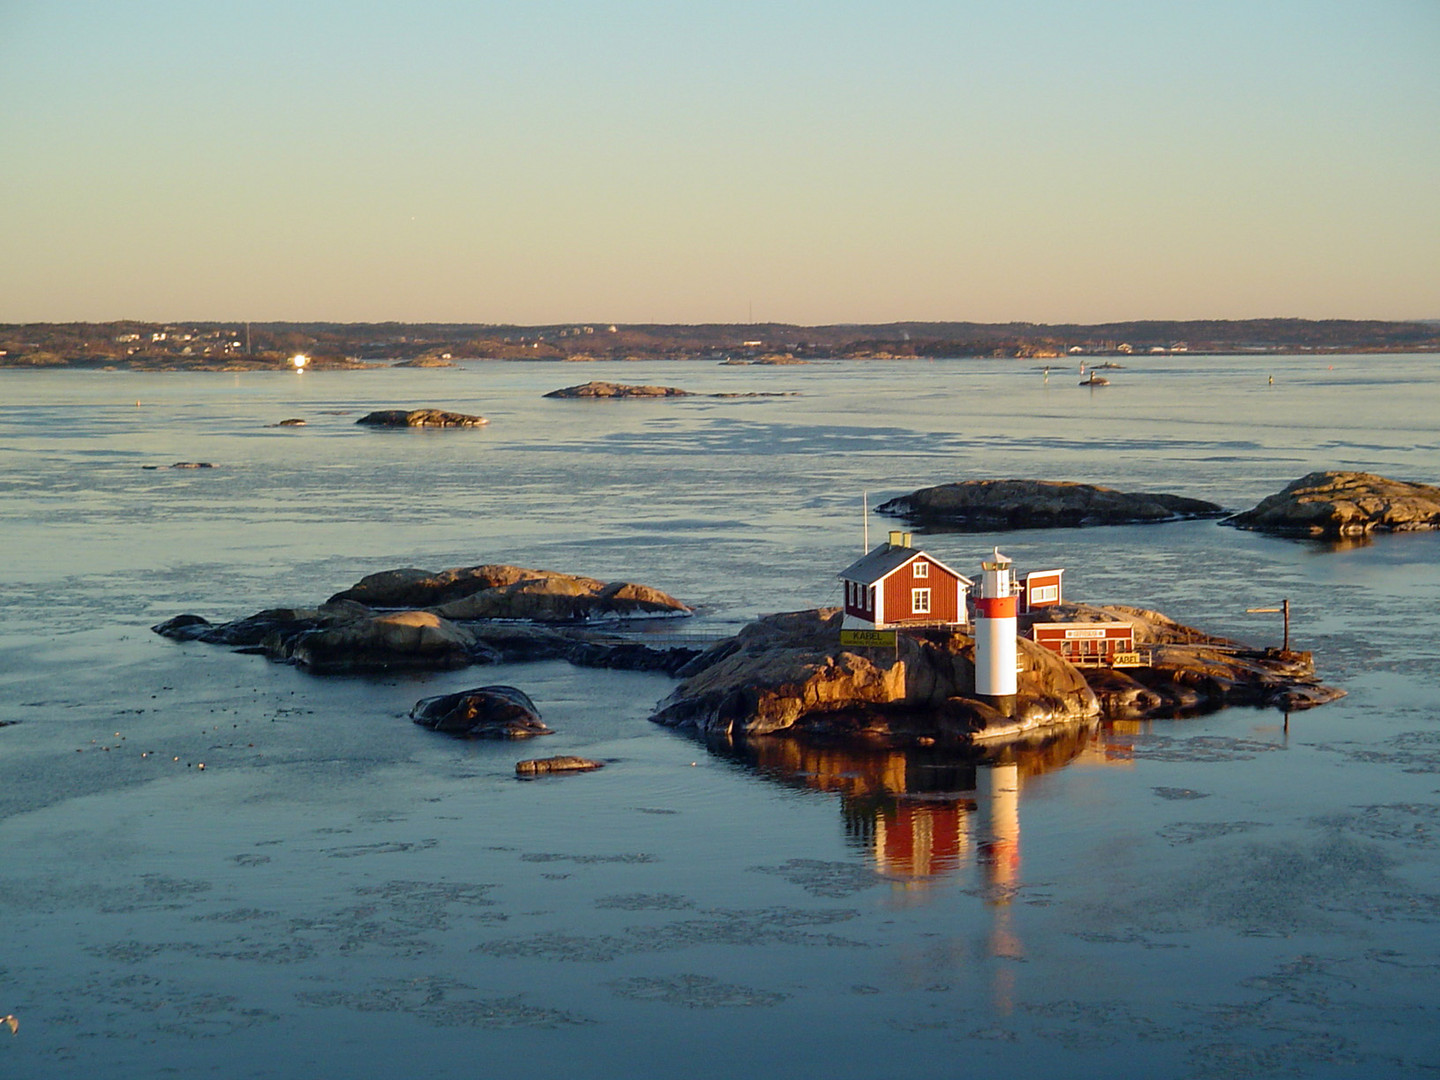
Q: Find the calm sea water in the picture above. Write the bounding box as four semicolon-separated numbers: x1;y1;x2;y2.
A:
2;354;1439;1078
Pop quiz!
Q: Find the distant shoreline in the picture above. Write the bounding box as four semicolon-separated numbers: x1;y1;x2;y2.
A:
3;317;1437;370
3;346;1436;374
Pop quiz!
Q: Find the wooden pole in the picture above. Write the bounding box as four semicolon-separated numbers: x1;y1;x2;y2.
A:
1245;599;1292;653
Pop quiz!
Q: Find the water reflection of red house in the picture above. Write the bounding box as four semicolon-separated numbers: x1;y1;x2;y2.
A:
867;797;972;880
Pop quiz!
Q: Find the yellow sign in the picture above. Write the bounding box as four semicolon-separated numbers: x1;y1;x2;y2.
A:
1113;652;1142;667
840;629;897;648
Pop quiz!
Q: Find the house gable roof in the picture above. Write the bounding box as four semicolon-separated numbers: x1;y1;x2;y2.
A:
838;544;973;587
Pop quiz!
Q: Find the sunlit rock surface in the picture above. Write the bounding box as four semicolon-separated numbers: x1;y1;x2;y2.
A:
1225;470;1440;536
280;610;479;674
877;479;1224;530
651;608;1099;747
515;755;605;775
329;564;691;621
153;565;697;674
651;603;1342;747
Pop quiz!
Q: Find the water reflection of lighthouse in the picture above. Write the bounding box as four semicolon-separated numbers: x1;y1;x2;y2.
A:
980;756;1024;1007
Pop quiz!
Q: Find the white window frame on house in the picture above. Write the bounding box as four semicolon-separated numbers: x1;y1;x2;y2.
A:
912;588;931;614
912;561;929;578
1030;583;1058;604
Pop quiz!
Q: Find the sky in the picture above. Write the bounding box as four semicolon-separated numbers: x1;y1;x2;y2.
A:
1;0;1437;325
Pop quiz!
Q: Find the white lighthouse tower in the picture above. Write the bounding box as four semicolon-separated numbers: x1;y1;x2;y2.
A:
975;548;1018;698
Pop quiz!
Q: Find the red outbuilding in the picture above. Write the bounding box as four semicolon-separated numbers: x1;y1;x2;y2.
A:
1018;568;1064;613
1030;621;1139;666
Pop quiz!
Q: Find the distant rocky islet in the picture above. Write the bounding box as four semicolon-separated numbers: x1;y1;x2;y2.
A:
545;380;797;399
876;472;1440;538
877;479;1225;530
355;409;487;427
1223;470;1440;536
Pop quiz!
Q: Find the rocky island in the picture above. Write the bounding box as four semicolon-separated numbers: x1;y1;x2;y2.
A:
545;382;691;398
650;603;1340;749
153;563;697;675
877;480;1224;531
1225;471;1440;536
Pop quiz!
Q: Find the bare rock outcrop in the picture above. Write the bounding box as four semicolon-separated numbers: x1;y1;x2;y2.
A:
156;605;487;673
152;601;371;647
516;756;604;775
877;479;1223;530
651;602;1344;747
279;610;480;674
1023;601;1345;715
410;685;551;739
1224;471;1440;536
652;608;1099;747
153;564;697;674
355;409;487;427
545;382;691;399
329;564;691;621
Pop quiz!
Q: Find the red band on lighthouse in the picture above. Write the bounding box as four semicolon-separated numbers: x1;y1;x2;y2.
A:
976;595;1017;619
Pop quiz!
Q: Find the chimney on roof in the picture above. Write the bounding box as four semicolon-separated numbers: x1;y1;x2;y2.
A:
888;530;912;548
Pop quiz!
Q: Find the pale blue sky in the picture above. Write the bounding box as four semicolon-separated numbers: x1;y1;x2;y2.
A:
2;0;1436;323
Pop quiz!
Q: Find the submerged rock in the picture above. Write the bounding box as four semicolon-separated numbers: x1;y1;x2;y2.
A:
1225;471;1440;536
545;381;691;399
411;685;551;739
877;479;1224;530
515;755;604;776
355;409;487;427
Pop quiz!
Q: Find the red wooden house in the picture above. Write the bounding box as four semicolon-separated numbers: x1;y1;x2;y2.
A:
838;532;973;630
